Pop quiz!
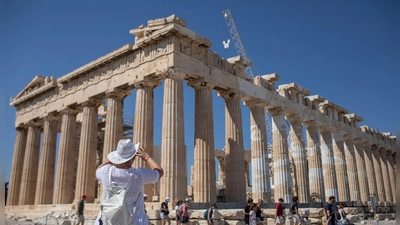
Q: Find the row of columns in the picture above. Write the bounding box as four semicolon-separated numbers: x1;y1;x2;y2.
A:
7;75;396;206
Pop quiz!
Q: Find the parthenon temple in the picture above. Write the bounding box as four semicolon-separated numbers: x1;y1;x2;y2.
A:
6;15;396;221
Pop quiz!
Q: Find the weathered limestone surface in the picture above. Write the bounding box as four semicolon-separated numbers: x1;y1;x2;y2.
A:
7;127;27;206
379;148;393;202
353;139;369;202
343;135;360;201
371;145;385;202
331;130;349;202
35;116;58;205
191;81;216;203
362;142;377;197
319;128;338;200
53;109;78;204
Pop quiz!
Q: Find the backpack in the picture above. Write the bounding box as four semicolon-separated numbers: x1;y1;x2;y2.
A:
204;208;209;219
176;205;182;217
100;166;141;225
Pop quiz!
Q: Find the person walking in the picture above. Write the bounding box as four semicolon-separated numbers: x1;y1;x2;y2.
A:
207;203;217;225
249;203;258;225
243;198;253;225
180;198;191;225
175;200;183;225
324;196;336;225
337;203;346;225
94;139;163;225
161;197;171;225
75;194;87;225
274;198;285;225
256;199;264;225
291;196;303;225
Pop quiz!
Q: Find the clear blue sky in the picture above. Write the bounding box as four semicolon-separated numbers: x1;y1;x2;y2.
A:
3;0;397;183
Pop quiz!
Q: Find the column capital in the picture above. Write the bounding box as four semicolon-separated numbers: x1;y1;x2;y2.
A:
285;113;302;123
160;67;186;80
353;137;364;145
371;144;379;151
302;120;316;128
267;106;286;116
378;147;386;153
15;126;28;132
217;90;244;100
25;120;42;128
60;107;81;115
105;89;131;99
187;79;215;90
362;141;371;149
42;113;61;122
243;98;264;108
343;134;353;142
81;98;102;107
132;79;161;90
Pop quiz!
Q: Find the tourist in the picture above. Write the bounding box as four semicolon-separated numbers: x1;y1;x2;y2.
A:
274;198;285;225
161;197;171;225
324;196;336;225
180;198;191;224
94;139;163;225
337;203;346;225
326;206;339;225
75;194;87;225
256;199;264;224
175;200;183;225
207;203;217;225
291;196;303;225
243;198;253;225
250;203;258;225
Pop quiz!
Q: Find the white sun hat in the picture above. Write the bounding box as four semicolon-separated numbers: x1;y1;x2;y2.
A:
107;139;140;164
165;197;170;201
143;194;148;198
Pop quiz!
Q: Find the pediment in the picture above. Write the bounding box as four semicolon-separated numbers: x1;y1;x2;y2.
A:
11;75;57;105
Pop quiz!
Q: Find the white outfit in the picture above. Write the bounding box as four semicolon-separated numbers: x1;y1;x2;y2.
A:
250;210;257;225
94;165;159;225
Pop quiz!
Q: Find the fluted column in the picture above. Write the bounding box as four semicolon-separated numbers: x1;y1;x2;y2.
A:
246;101;271;202
19;123;41;205
318;127;338;200
353;139;369;202
331;130;349;202
35;115;59;204
75;101;99;202
379;148;393;202
7;127;27;205
132;81;159;199
160;71;187;202
216;155;226;187
190;81;216;203
220;91;246;202
343;135;360;201
386;151;396;202
103;90;129;161
54;108;78;204
371;145;385;202
269;107;292;203
303;121;325;202
287;116;309;203
363;143;377;198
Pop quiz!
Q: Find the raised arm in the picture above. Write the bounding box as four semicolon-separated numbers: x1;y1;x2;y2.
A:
136;148;164;178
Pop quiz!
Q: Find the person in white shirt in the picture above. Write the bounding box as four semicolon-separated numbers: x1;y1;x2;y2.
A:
94;139;163;225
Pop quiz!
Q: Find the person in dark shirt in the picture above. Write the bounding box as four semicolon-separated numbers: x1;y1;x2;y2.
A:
324;196;336;225
75;194;87;225
255;199;263;224
243;198;253;225
291;196;302;225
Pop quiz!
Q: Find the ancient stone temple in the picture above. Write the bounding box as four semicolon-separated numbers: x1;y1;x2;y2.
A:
6;15;395;223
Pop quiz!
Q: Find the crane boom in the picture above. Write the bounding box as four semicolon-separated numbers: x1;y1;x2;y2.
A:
222;9;254;78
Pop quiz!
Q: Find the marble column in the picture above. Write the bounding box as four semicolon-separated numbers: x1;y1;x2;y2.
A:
287;116;309;203
19;124;41;205
133;81;159;199
54;108;78;204
269;107;292;203
160;72;187;202
318;127;338;200
191;81;216;203
303;121;325;202
379;148;393;202
247;101;271;202
371;145;385;202
75;101;99;202
221;92;246;202
216;155;226;187
353;139;369;202
363;143;377;198
343;135;360;202
331;130;349;202
35;115;59;204
386;151;396;202
7;127;27;206
103;90;128;162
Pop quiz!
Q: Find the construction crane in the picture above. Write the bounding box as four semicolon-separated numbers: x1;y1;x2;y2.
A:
222;9;254;78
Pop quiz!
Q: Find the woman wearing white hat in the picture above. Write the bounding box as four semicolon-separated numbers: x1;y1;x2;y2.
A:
95;139;163;225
